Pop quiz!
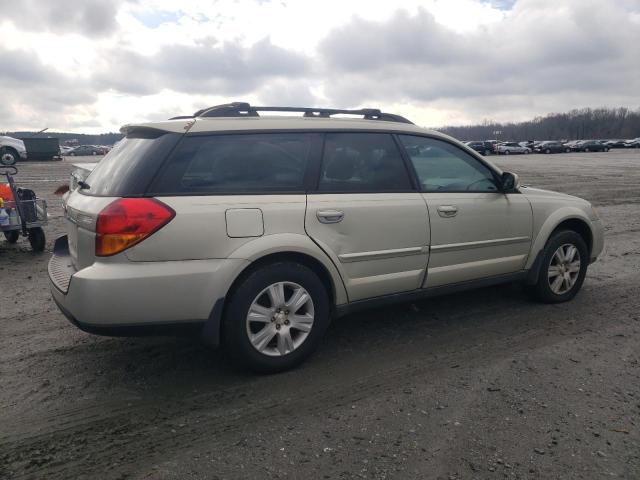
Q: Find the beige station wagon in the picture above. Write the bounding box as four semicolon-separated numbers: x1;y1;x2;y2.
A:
49;103;604;372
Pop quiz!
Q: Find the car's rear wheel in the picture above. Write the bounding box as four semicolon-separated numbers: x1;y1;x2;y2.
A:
223;262;330;373
3;230;19;243
28;227;45;252
504;150;510;155
529;230;588;303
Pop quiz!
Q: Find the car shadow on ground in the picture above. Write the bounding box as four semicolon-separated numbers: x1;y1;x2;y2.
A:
45;282;546;397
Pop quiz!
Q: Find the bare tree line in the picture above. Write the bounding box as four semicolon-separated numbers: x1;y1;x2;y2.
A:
438;107;640;141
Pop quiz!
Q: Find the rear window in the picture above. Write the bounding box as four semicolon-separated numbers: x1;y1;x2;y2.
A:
150;133;315;194
82;130;181;197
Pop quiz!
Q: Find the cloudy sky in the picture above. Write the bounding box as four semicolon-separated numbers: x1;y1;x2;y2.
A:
1;0;639;133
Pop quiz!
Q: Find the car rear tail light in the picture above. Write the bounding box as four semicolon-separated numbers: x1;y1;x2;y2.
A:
95;198;175;257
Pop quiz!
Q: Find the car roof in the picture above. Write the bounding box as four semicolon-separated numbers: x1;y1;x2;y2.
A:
121;115;442;137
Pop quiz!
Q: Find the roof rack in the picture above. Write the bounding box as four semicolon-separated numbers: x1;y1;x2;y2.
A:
183;102;413;124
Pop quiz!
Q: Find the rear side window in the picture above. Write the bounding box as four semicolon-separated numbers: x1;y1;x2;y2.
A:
318;133;411;192
82;130;181;197
151;133;314;194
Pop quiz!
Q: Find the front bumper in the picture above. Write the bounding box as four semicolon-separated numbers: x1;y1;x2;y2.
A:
48;235;248;341
590;218;605;262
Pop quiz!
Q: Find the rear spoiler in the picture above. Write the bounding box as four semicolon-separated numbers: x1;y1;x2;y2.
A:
120;119;195;136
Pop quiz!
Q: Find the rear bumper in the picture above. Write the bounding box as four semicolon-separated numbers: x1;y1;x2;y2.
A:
48;235;248;344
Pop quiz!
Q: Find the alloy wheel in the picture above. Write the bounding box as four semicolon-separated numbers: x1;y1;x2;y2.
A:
246;281;315;357
547;243;581;295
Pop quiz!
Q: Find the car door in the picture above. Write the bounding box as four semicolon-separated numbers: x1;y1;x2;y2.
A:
398;135;533;288
305;132;430;302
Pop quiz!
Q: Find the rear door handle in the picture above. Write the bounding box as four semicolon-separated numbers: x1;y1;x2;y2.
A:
437;205;458;218
316;209;344;224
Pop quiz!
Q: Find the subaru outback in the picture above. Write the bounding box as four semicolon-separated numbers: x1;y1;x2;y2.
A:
49;103;604;372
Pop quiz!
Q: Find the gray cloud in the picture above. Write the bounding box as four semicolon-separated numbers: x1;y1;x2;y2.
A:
317;1;640;121
0;0;124;37
95;37;309;97
0;46;96;129
2;0;640;131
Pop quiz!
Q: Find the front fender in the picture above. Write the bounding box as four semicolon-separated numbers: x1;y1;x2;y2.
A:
525;207;594;270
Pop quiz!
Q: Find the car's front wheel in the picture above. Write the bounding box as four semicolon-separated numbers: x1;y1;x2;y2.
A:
530;230;588;303
223;262;330;373
0;147;18;166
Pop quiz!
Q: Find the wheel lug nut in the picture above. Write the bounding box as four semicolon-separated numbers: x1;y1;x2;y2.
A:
284;319;289;325
276;324;281;330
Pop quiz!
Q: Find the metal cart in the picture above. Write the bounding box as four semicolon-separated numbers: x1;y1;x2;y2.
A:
0;166;47;251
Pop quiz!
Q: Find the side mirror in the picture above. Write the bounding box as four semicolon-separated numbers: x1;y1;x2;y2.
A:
501;171;520;192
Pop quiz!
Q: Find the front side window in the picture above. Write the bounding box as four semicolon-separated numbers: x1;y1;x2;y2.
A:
151;133;314;194
399;135;499;192
318;133;412;192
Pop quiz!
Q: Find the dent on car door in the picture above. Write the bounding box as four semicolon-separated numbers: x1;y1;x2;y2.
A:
398;135;533;288
305;133;430;302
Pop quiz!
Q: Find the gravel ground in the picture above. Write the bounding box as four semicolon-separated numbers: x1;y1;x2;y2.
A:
1;151;639;479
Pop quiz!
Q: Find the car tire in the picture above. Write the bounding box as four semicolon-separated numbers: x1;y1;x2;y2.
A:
223;261;330;373
585;147;590;152
565;148;571;153
0;147;18;166
529;230;588;304
4;230;19;243
545;148;551;154
484;149;491;156
504;150;510;155
28;227;45;252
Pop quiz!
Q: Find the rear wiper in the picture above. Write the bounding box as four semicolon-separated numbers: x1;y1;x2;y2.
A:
78;181;90;190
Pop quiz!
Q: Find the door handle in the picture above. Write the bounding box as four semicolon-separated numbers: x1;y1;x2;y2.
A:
316;209;344;224
437;205;458;218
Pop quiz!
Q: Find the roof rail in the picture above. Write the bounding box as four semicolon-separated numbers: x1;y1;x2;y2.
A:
189;102;414;124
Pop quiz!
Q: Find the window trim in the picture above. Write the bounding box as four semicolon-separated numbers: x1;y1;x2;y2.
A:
143;128;509;197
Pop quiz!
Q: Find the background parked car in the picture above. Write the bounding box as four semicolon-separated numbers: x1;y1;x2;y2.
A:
624;137;640;148
496;142;530;154
64;145;104;156
0;136;27;165
464;141;495;155
571;140;609;152
519;140;538;151
534;141;571;154
603;139;627;149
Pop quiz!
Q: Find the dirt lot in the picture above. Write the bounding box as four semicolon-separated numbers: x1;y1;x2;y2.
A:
1;151;639;479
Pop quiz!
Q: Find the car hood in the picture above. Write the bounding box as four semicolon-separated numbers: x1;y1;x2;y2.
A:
0;136;26;152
